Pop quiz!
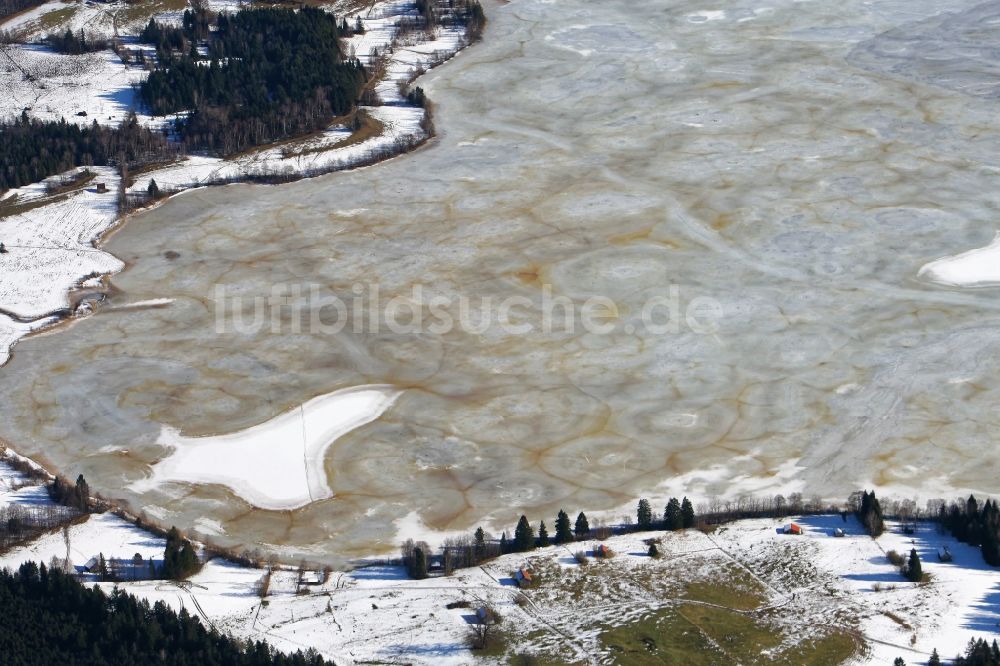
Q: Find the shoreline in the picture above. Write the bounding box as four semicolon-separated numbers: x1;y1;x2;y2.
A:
0;0;478;369
0;0;482;560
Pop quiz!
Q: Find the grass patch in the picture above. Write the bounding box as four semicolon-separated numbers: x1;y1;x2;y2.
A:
36;4;78;32
795;630;861;666
679;604;781;663
678;604;858;665
601;608;725;665
0;192;70;220
279;111;384;159
683;571;768;611
119;0;188;29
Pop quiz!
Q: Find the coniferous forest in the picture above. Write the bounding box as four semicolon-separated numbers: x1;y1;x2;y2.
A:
0;0;44;21
0;561;329;666
939;495;1000;566
0;113;175;191
140;6;368;155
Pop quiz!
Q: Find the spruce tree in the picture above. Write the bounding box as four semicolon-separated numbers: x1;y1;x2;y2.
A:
647;542;659;558
474;526;486;561
554;510;573;544
412;546;428;580
664;498;682;530
574;512;590;539
74;474;90;512
147;178;160;199
928;648;941;666
637;499;653;530
514;515;535;552
681;497;695;529
538;521;549;548
499;532;508;554
906;548;922;583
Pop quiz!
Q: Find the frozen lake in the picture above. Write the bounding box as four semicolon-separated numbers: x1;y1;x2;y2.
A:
4;0;1000;565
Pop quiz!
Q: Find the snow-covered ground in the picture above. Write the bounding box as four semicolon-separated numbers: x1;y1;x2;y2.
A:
0;44;155;127
0;166;122;362
131;385;401;510
920;231;1000;287
4;448;999;665
0;0;241;42
710;515;1000;664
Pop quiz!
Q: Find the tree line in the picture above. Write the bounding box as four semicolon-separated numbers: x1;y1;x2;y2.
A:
0;561;329;665
45;28;108;54
139;6;367;156
0;113;176;192
0;0;44;20
401;498;697;578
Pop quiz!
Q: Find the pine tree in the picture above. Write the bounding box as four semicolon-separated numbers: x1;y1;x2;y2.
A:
928;648;941;666
574;512;590;539
664;498;682;530
538;521;549;548
681;497;695;529
893;658;905;666
500;532;508;554
147;178;161;199
637;499;653;530
906;548;922;583
98;553;108;582
554;510;573;544
514;515;535;552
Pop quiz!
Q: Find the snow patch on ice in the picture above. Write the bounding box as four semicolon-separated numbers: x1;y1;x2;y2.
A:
132;385;401;510
919;231;1000;287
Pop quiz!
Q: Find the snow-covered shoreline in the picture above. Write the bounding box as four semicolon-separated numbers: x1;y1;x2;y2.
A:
0;0;474;367
3;449;999;664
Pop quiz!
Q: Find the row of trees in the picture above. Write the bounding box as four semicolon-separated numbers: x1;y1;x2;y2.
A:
0;505;78;553
0;112;176;192
0;561;329;665
45;28;108;54
401;501;700;579
912;639;1000;666
639;497;696;531
49;474;90;512
953;638;1000;665
938;495;1000;566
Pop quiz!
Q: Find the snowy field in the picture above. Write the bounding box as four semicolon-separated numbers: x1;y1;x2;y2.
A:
4;453;1000;664
0;0;244;42
0;166;122;362
0;44;155;127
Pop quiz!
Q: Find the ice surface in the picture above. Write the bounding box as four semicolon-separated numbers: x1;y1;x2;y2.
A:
3;0;1000;567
